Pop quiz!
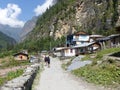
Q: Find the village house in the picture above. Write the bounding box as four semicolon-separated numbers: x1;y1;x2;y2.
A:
54;46;77;57
67;31;90;46
66;31;102;55
54;42;99;57
72;31;90;46
67;31;103;46
55;31;120;57
13;52;29;61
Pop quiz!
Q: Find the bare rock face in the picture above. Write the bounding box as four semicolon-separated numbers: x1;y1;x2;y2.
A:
26;0;120;41
20;16;37;41
75;2;87;27
54;20;76;39
52;0;120;39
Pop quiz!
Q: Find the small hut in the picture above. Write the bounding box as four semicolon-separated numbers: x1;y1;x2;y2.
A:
13;52;29;61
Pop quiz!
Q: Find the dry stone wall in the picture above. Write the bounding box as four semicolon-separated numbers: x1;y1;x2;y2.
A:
0;64;40;90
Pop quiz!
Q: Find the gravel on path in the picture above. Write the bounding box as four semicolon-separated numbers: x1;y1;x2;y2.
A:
34;57;109;90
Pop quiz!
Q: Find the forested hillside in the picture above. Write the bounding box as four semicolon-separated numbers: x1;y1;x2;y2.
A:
18;0;120;52
0;31;16;50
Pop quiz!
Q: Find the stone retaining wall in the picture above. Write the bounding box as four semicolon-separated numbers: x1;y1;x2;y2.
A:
0;64;40;90
103;53;120;61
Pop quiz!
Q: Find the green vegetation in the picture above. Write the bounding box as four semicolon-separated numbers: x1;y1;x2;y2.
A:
0;31;16;50
95;47;120;60
0;57;30;69
72;61;120;86
15;36;66;52
72;47;120;86
15;0;76;52
20;0;119;53
0;69;23;86
82;47;120;61
0;50;16;58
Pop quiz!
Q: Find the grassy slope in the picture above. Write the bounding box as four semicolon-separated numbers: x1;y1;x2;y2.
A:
72;47;120;87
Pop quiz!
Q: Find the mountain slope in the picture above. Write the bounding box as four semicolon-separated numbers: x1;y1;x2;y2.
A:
0;24;22;41
0;16;37;42
0;31;16;49
21;0;120;51
20;16;38;41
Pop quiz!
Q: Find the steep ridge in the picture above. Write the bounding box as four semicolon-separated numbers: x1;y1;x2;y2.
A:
20;16;38;41
21;0;120;51
0;16;37;42
27;0;120;39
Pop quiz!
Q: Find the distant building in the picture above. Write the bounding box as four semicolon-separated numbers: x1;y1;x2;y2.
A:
55;31;120;57
13;52;29;61
67;31;89;46
62;31;103;56
54;42;98;57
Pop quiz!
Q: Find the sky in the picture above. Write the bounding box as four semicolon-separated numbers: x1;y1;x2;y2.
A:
0;0;56;28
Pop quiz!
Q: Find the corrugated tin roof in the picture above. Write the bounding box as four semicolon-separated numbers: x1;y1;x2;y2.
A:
71;42;95;49
90;35;103;38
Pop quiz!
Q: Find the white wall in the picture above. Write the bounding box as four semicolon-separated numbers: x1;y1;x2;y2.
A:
64;49;76;57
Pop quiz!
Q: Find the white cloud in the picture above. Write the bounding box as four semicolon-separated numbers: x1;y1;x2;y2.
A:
34;0;56;16
0;3;24;28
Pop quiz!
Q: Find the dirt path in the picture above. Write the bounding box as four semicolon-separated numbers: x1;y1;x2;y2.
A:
34;57;108;90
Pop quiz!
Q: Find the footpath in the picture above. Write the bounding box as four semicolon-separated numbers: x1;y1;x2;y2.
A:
34;57;109;90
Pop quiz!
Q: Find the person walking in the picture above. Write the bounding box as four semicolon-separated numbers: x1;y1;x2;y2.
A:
44;55;50;68
47;55;50;68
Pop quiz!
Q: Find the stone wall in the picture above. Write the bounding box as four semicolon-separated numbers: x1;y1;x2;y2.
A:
103;53;120;61
0;64;40;90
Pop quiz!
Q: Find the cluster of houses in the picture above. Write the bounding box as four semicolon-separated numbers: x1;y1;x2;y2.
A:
54;31;120;57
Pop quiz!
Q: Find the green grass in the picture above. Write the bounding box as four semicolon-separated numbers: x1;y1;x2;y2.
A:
82;54;92;61
72;47;120;87
0;50;14;58
82;47;120;61
72;62;120;86
0;69;23;86
0;58;30;69
95;47;120;60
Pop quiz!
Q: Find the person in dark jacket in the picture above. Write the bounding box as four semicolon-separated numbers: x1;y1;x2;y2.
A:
44;55;50;67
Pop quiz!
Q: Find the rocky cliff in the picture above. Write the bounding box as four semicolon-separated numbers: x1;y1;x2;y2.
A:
20;16;38;41
26;0;120;41
20;0;120;51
